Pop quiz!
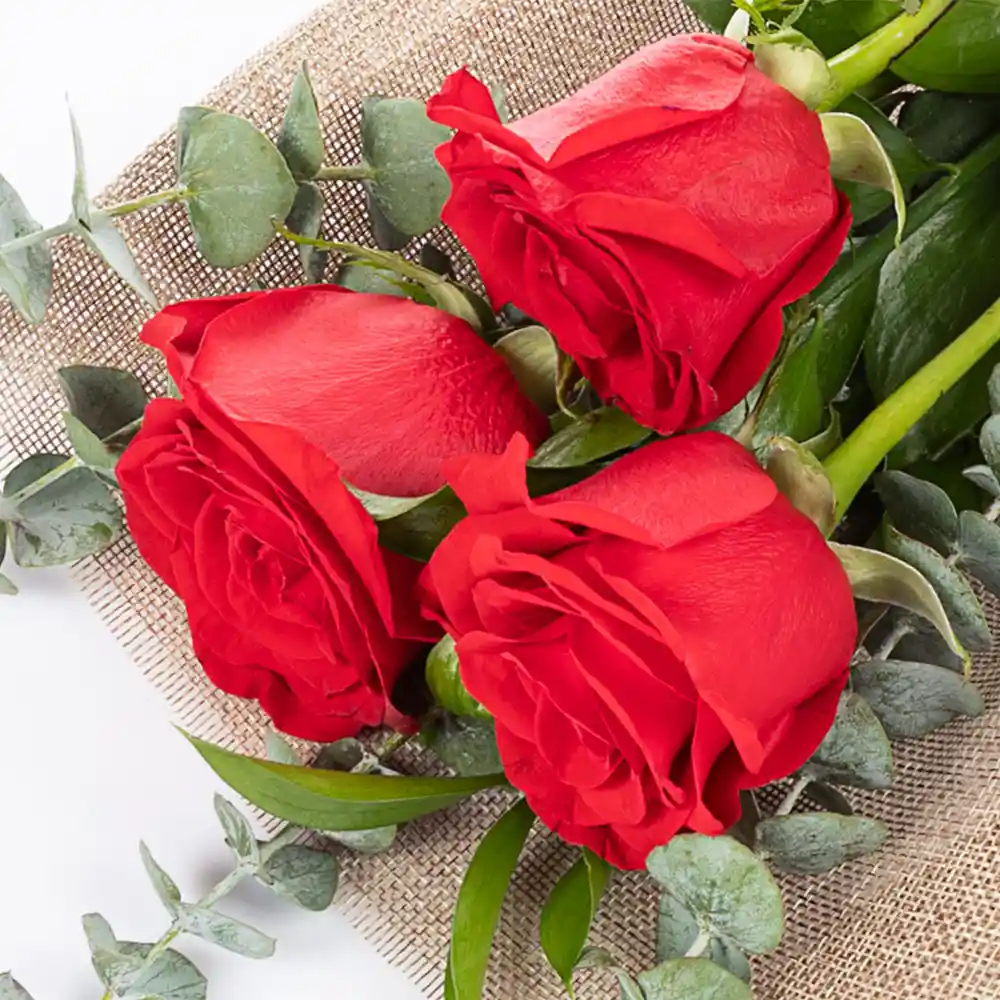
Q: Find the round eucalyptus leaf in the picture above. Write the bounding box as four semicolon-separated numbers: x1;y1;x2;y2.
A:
423;714;502;777
0;974;34;1000
884;526;991;652
426;634;490;718
178;110;298;268
63;412;117;471
0;172;54;325
278;64;325;180
419;242;455;277
853;659;985;739
804;781;854;816
325;822;398;855
286;182;327;283
0;572;17;596
657;893;751;983
56;365;149;442
963;463;1000;498
80;212;158;307
265;729;300;765
2;454;67;499
494;326;558;412
755;813;888;875
364;182;410;250
875;470;959;556
258;843;339;910
637;958;753;1000
118;940;207;1000
956;509;1000;596
807;692;894;789
981;414;1000;475
361;97;451;237
646;834;783;955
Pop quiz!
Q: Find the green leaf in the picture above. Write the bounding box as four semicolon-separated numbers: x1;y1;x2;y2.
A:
494;326;559;412
285;182;327;283
762;436;836;534
178;109;298;268
805;781;855;816
898;91;1000;165
0;974;34;1000
637;958;753;1000
0;572;17;596
853;659;985;739
875;611;966;672
81;211;158;307
755;813;888;875
214;794;259;865
821;112;906;242
69;106;90;225
426;634;489;718
2;463;122;567
884;526;991;652
265;729;300;765
63;412;119;473
258;843;339;911
981;413;1000;475
646;834;784;955
3;454;66;497
956;509;1000;594
530;407;650;468
334;258;421;299
184;733;506;831
81;911;119;954
369;486;466;562
423;714;503;777
361;97;451;238
448;798;535;1000
278;64;325;180
57;365;148;442
176;903;275;958
116;940;207;1000
656;893;751;983
830;542;969;665
0;172;53;324
807;692;894;789
364;183;410;250
139;841;181;912
751;30;831;109
540;849;611;990
875;470;959;556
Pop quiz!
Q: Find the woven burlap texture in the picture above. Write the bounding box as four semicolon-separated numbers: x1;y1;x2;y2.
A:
1;1;998;997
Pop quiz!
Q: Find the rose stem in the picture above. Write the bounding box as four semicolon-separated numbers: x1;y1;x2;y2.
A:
824;296;1000;522
818;0;957;112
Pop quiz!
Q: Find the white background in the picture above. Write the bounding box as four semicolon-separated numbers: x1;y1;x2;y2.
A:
0;4;422;998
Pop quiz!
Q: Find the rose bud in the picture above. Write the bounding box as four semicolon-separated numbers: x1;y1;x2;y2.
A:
117;286;547;741
428;34;852;435
421;432;856;869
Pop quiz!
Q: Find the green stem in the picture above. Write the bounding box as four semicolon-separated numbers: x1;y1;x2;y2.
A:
0;219;77;256
775;773;812;817
825;296;1000;521
685;929;712;959
315;163;374;182
106;187;191;217
819;0;957;111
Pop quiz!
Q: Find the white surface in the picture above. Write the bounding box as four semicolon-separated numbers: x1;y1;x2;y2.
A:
0;5;424;999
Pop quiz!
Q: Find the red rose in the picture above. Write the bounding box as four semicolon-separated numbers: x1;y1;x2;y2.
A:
118;287;547;740
421;433;856;869
428;35;852;435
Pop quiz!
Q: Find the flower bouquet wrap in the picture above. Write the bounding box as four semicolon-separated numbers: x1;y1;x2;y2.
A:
2;1;1000;999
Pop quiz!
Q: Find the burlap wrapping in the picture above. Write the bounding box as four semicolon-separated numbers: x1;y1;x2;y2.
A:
1;1;998;996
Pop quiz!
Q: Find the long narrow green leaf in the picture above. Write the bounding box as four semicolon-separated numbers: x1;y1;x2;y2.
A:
540;849;612;992
449;798;535;1000
184;734;505;830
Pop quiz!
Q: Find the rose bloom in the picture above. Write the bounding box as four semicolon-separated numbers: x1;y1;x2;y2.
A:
421;433;856;869
428;34;852;435
117;286;546;740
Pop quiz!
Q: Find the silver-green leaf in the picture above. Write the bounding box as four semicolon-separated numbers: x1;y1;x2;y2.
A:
178;109;298;268
646;834;783;955
956;509;1000;596
422;714;502;778
637;958;753;1000
214;794;259;865
265;729;300;765
80;211;158;307
140;841;182;912
807;692;894;789
278;64;325;180
0;172;54;324
286;182;327;283
69;106;90;225
656;893;752;983
117;941;207;1000
63;412;118;471
875;470;959;556
0;974;35;1000
175;903;275;959
853;659;985;739
963;464;1000;498
258;843;339;911
57;365;149;442
755;813;888;875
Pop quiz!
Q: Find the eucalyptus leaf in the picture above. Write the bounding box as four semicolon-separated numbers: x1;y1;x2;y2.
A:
278;64;325;180
425;634;489;718
361;97;451;238
258;843;339;910
334;258;419;299
755;813;888;875
981;414;1000;474
63;412;117;471
214;794;259;865
178;109;298;268
265;730;300;765
854;659;985;739
0;172;54;324
829;543;968;665
807;692;894;789
57;365;149;441
875;470;959;556
617;971;647;1000
185;733;506;831
423;714;502;777
364;183;411;250
0;572;18;596
0;974;34;1000
176;903;275;959
285;182;327;283
884;526;992;652
81;211;158;307
529;407;650;468
805;781;855;816
420;243;455;277
646;834;783;955
656;893;752;983
540;849;612;991
81;911;119;953
494;326;559;411
139;841;181;912
449;798;535;1000
326;822;399;855
69;106;90;225
956;509;1000;594
637;958;753;1000
117;941;207;1000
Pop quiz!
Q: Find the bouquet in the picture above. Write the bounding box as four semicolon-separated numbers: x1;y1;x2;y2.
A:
2;0;999;997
